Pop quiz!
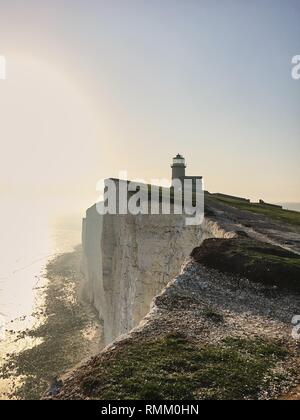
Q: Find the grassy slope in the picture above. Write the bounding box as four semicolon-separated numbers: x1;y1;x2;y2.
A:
211;195;300;227
79;333;289;400
191;237;300;292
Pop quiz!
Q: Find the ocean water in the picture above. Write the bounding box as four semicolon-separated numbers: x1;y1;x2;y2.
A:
0;200;81;337
279;203;300;212
0;198;85;399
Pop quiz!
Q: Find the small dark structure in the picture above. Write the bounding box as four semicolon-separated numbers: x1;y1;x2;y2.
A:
259;200;283;209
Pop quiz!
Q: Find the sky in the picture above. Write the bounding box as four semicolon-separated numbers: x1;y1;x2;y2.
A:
0;0;299;219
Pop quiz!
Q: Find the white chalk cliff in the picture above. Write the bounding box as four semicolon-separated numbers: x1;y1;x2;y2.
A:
81;204;231;345
52;195;300;400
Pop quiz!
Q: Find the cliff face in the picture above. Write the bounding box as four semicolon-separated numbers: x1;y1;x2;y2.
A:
52;196;300;400
81;204;232;345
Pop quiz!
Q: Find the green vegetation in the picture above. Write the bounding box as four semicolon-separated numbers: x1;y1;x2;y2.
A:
191;238;300;292
212;195;300;227
202;307;224;323
232;239;300;268
80;333;289;400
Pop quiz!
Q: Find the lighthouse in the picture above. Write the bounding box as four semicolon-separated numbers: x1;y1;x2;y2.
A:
171;154;186;180
171;154;203;193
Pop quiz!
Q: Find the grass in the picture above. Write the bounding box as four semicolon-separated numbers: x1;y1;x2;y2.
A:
191;237;300;292
202;308;224;323
212;196;300;227
234;240;300;268
226;236;299;260
119;185;300;226
80;333;289;400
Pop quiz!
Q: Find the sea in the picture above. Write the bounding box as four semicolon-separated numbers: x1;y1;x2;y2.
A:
0;198;81;356
278;203;300;212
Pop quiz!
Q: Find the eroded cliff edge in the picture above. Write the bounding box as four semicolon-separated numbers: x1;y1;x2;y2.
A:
54;196;300;400
81;205;233;345
54;242;300;400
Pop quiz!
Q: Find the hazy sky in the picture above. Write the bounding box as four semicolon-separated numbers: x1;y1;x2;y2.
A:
0;0;299;216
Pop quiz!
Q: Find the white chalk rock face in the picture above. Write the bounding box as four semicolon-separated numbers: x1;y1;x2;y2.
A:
81;204;228;345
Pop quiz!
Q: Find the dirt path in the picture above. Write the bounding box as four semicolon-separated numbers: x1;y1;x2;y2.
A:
205;195;300;255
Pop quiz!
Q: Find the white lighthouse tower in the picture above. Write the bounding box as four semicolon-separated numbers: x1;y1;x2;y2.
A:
171;154;186;181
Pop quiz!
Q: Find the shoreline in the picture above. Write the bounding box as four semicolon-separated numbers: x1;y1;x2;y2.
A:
0;246;103;400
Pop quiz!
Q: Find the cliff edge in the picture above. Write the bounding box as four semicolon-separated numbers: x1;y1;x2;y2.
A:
52;195;300;400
